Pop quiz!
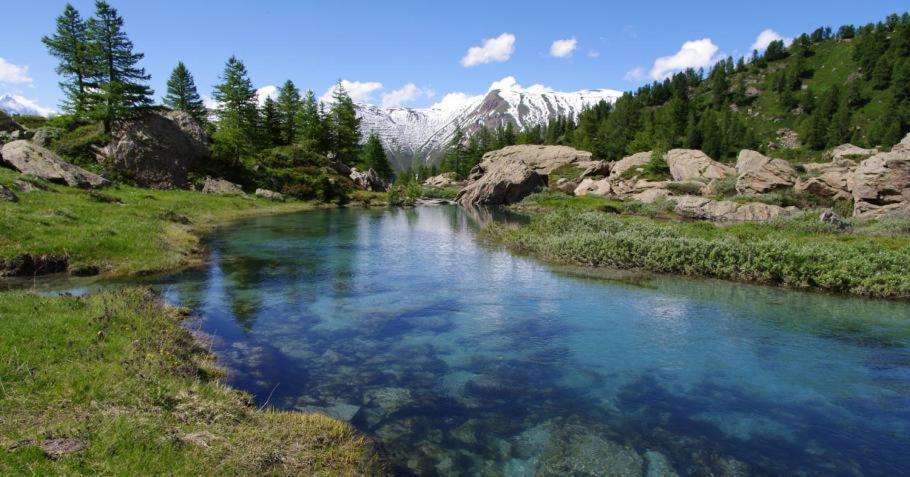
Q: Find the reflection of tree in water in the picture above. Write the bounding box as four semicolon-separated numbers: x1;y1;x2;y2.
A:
219;255;271;331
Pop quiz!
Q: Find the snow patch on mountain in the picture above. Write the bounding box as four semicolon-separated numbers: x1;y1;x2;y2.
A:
356;77;622;170
0;94;55;117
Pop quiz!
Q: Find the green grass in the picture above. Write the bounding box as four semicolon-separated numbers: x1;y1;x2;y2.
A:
0;168;317;277
0;288;388;476
489;195;910;298
546;164;586;187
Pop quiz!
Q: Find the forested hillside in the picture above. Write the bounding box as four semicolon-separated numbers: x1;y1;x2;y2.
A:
419;12;910;184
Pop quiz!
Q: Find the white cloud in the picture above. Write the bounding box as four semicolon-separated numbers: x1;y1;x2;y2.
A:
202;94;220;111
550;38;578;58
624;67;645;82
0;58;32;84
750;29;793;52
381;83;434;108
320;80;384;104
588;50;600;58
649;38;721;80
256;85;279;106
430;92;482;112
488;76;553;94
460;33;516;67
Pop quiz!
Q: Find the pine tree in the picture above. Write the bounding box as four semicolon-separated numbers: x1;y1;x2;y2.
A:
327;83;361;164
42;4;94;116
297;90;326;153
86;1;153;133
163;61;206;124
211;55;258;163
360;132;393;180
260;96;281;147
276;80;302;145
443;126;467;177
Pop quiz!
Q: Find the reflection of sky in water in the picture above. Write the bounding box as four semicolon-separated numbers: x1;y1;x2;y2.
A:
100;207;910;475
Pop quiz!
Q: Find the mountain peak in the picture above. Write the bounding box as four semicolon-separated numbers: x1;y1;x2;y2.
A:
358;83;620;170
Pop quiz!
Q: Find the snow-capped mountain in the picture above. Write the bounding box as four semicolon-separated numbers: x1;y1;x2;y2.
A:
357;79;623;170
0;94;55;117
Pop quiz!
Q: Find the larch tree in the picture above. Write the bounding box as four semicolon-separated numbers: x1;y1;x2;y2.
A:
211;55;258;163
163;61;207;124
42;4;94;116
276;80;302;145
86;1;153;133
360;132;393;180
260;96;282;148
327;82;362;164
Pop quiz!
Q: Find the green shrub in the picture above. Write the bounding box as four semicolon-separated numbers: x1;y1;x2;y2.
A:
51;122;108;169
490;209;910;298
421;186;460;200
10;114;47;129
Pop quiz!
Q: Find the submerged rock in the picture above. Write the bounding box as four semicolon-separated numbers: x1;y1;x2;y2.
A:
535;422;645;477
0;140;109;189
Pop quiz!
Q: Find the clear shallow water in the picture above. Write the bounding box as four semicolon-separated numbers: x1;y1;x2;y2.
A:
76;207;910;475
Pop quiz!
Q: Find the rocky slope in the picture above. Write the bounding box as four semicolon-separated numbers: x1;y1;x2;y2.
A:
358;84;622;170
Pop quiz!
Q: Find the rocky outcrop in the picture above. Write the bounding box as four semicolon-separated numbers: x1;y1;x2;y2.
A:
456;145;594;205
554;178;578;194
580;160;611;177
666;149;735;182
201;177;243;195
673;195;797;222
852;150;910;218
891;132;910;153
794;159;855;200
102;110;209;189
0;140;109;188
478;145;595;175
574;177;612;197
349;168;388;192
735;150;796;194
826;143;877;162
30;127;62;147
254;188;284;200
423;172;460;188
456;159;546;206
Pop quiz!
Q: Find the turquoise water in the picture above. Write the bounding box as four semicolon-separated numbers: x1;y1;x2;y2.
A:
149;206;910;476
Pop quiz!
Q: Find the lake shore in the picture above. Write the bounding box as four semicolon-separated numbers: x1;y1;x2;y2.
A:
0;175;391;475
485;192;910;299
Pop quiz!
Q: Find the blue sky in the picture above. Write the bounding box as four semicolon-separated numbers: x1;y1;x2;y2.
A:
1;0;906;114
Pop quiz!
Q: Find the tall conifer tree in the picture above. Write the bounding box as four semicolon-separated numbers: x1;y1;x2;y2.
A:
87;1;153;132
42;4;93;116
276;80;302;145
163;61;207;124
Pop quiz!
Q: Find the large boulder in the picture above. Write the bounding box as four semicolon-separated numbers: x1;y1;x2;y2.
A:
852;151;910;218
826;143;877;162
478;145;595;175
254;188;284;200
666;149;734;182
610;151;651;178
455;160;545;206
423;172;460;188
574;177;612;197
673;195;797;222
349;168;388;192
102;110;209;189
201;177;243;195
0;140;109;188
794;159;855;200
735;150;796;194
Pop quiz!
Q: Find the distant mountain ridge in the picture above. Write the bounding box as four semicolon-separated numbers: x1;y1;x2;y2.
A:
0;94;54;117
357;81;622;170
